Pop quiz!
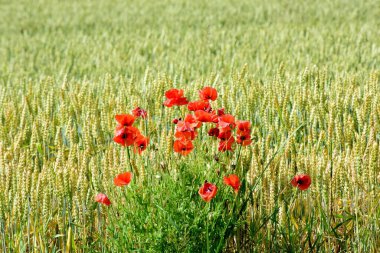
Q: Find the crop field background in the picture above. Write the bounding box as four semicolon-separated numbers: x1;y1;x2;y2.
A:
0;0;379;252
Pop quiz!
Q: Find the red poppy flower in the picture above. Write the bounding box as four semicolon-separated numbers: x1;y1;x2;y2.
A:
218;136;235;152
217;129;232;140
165;88;184;98
95;193;111;206
218;125;232;136
198;181;218;202
175;131;197;141
195;110;218;123
173;139;194;155
163;89;189;107
236;120;251;134
184;114;202;129
199;87;218;101
133;135;149;154
218;114;236;129
208;127;219;137
114;172;133;186
291;174;312;191
236;132;252;146
175;121;197;140
113;126;140;147
187;100;211;112
132;107;147;119
115;114;135;127
223;174;241;193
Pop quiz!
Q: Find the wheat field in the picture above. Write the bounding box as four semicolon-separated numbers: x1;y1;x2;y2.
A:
0;0;379;252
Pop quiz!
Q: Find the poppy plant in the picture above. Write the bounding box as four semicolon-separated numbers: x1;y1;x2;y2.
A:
291;174;312;190
224;174;241;193
198;181;218;202
132;107;147;119
133;135;149;154
115;114;135;127
114;172;132;186
163;89;189;107
199;87;218;101
173;139;194;155
95;193;111;206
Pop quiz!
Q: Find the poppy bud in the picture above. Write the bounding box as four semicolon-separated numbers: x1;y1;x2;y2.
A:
173;119;179;124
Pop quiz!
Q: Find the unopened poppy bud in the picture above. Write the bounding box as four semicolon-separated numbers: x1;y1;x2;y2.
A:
214;155;219;162
231;163;236;170
173;119;179;124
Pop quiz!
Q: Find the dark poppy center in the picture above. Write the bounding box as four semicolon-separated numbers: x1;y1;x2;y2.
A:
240;136;246;140
206;187;213;193
297;179;303;184
121;133;127;139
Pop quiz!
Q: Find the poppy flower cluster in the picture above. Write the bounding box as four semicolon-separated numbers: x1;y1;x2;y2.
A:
198;174;241;202
113;110;149;154
93;98;313;211
165;86;253;155
95;109;150;207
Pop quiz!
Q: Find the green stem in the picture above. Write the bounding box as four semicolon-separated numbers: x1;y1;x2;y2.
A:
206;202;211;253
126;147;133;172
235;144;243;174
286;189;298;246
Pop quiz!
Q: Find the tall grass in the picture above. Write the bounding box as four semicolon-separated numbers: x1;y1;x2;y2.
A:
0;0;379;252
